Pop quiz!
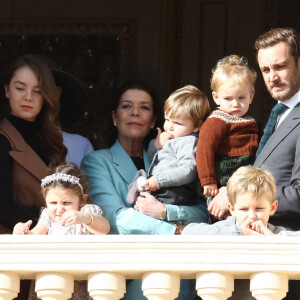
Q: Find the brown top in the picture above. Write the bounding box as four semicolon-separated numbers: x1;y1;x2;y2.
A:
196;109;258;186
0;118;50;233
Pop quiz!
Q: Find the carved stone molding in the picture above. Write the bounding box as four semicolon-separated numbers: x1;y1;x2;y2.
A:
0;20;134;63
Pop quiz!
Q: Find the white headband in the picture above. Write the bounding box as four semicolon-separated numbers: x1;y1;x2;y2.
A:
41;173;83;192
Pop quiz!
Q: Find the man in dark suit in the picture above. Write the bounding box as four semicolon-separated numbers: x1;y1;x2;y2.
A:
253;27;300;231
253;28;300;300
207;27;300;300
208;28;300;228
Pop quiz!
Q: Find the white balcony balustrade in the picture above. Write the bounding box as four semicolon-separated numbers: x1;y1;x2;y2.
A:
0;235;299;300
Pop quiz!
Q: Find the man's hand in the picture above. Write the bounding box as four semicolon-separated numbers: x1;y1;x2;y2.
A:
208;187;231;220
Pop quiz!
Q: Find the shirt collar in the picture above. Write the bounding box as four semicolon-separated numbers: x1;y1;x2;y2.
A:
278;90;300;109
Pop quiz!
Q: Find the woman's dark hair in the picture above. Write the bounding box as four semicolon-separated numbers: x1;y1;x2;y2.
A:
102;80;163;148
4;54;67;165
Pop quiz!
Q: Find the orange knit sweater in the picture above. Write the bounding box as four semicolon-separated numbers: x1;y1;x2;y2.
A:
196;109;259;186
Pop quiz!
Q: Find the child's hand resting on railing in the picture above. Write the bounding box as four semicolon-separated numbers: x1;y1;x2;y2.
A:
240;219;274;236
250;220;274;236
240;219;262;236
13;220;33;235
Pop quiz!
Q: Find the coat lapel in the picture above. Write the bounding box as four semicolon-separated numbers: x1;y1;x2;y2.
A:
143;147;150;170
255;103;300;165
1;119;50;180
110;141;151;185
110;141;138;185
10;150;50;180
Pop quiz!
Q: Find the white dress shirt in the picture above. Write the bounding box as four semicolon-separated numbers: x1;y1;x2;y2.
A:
276;90;300;128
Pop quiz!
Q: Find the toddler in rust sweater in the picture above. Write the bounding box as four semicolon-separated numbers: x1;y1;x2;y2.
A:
197;55;259;203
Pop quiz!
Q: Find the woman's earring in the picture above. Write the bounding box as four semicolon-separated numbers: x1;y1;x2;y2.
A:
5;94;8;98
113;122;117;127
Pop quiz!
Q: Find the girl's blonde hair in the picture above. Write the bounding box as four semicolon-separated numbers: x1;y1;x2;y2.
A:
211;55;257;92
164;85;210;126
41;164;89;203
227;166;276;205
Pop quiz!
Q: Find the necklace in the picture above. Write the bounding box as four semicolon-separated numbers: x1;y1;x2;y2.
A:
130;153;143;159
121;143;143;158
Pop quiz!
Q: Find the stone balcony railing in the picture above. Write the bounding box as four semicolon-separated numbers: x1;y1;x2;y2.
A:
0;235;299;300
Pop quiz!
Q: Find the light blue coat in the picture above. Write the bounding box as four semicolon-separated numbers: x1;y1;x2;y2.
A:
81;140;208;299
81;140;208;235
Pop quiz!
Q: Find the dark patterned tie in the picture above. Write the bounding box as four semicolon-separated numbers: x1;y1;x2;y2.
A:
256;103;288;157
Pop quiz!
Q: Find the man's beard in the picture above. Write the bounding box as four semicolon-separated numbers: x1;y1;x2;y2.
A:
268;72;300;101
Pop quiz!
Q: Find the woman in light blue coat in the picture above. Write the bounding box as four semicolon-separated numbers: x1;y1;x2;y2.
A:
81;81;208;299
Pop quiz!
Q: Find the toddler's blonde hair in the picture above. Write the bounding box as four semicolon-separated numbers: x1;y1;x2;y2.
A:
211;55;257;92
164;85;210;126
227;166;276;205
